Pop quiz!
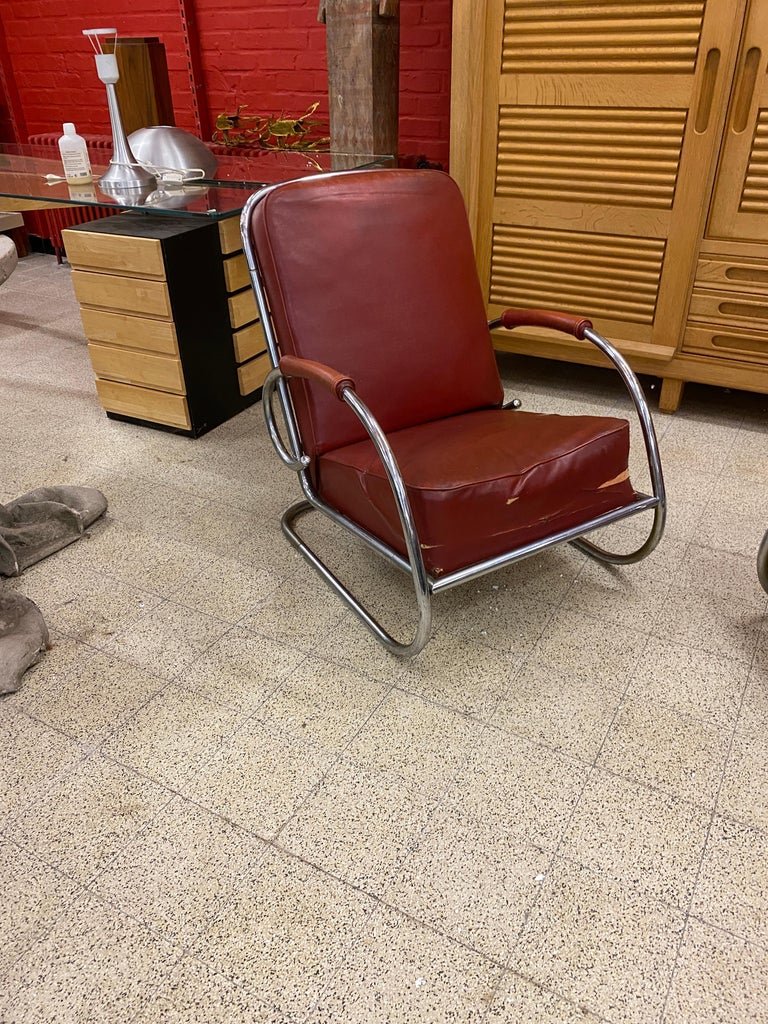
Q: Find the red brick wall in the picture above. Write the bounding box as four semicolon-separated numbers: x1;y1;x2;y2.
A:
0;0;451;165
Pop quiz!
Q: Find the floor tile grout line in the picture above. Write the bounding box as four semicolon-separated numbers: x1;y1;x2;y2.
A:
15;648;765;990
657;613;766;1022
0;833;101;990
8;758;768;1024
4;260;768;1021
0;810;187;1008
477;625;660;1023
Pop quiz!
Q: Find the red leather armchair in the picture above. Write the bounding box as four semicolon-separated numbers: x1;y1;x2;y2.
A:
241;169;666;656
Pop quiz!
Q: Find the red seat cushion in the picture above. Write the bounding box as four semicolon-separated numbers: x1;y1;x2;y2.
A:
317;409;638;578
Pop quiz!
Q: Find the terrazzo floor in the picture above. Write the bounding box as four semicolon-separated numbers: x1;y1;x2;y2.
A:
1;252;767;1024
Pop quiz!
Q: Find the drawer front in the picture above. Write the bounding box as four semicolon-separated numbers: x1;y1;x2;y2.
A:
64;230;165;279
80;308;178;356
218;217;242;255
682;324;768;365
223;254;250;293
228;287;259;329
696;257;768;295
687;288;768;331
237;351;271;395
88;343;185;394
232;320;266;364
72;270;172;320
95;379;191;430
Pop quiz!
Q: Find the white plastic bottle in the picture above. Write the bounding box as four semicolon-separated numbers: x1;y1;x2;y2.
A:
58;124;93;185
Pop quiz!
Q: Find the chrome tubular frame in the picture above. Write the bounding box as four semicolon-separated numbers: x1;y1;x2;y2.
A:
242;182;432;656
241;181;667;657
574;326;666;564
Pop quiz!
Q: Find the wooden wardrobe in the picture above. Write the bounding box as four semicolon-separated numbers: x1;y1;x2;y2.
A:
451;0;768;411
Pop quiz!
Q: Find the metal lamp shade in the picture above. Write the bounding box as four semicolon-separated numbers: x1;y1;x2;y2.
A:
127;127;218;179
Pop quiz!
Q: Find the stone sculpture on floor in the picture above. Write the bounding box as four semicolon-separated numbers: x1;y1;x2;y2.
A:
0;234;17;286
0;485;107;576
0;592;49;695
0;485;108;694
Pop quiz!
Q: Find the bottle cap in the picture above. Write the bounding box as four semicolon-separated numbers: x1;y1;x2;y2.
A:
63;123;76;135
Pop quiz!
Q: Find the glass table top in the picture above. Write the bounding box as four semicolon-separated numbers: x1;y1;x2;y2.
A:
0;143;394;222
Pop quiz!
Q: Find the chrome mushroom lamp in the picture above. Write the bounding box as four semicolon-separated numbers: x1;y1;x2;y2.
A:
83;28;156;193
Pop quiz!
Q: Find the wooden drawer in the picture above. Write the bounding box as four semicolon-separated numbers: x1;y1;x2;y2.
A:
232;320;266;363
695;257;768;295
223;254;250;293
237;351;271;395
228;287;259;329
80;308;178;356
88;343;185;394
682;324;768;366
218;216;242;255
64;230;165;279
95;379;191;430
687;288;768;331
72;270;173;320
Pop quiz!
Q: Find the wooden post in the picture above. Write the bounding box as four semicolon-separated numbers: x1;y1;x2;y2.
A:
103;38;175;137
319;0;400;161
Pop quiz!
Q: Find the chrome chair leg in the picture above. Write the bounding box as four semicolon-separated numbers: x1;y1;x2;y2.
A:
571;502;666;565
281;500;433;657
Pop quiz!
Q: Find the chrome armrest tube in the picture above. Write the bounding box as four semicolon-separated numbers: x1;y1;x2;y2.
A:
581;327;666;506
262;367;310;472
339;387;432;651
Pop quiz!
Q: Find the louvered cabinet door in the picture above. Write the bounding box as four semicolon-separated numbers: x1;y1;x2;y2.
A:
452;0;746;361
708;0;768;240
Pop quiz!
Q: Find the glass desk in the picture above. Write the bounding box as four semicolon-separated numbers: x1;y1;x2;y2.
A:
0;143;390;219
0;144;392;436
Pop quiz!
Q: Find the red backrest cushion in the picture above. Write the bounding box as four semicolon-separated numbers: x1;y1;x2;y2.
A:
248;168;504;455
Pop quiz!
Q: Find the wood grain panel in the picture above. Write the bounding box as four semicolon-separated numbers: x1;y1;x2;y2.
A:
95;379;190;429
740;108;768;212
228;287;259;329
707;0;768;239
80;307;178;355
64;230;165;278
496;106;686;208
223;254;250;293
688;287;768;329
218;217;243;255
695;255;768;293
683;323;768;363
237;351;271;395
490;224;666;324
72;270;172;319
88;343;185;394
453;0;749;395
502;0;706;74
232;320;267;364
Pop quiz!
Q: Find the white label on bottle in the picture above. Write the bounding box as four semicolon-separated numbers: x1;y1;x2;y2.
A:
61;152;90;179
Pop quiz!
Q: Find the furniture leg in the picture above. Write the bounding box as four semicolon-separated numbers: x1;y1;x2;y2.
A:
659;377;685;412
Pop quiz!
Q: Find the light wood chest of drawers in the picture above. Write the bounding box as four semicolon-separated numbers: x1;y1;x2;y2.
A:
64;212;271;437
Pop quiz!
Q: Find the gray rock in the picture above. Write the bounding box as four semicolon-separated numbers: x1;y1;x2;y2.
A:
0;486;108;576
0;235;17;286
0;590;49;695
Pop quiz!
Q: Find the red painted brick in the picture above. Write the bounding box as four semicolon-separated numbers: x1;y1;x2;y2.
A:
2;0;452;160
